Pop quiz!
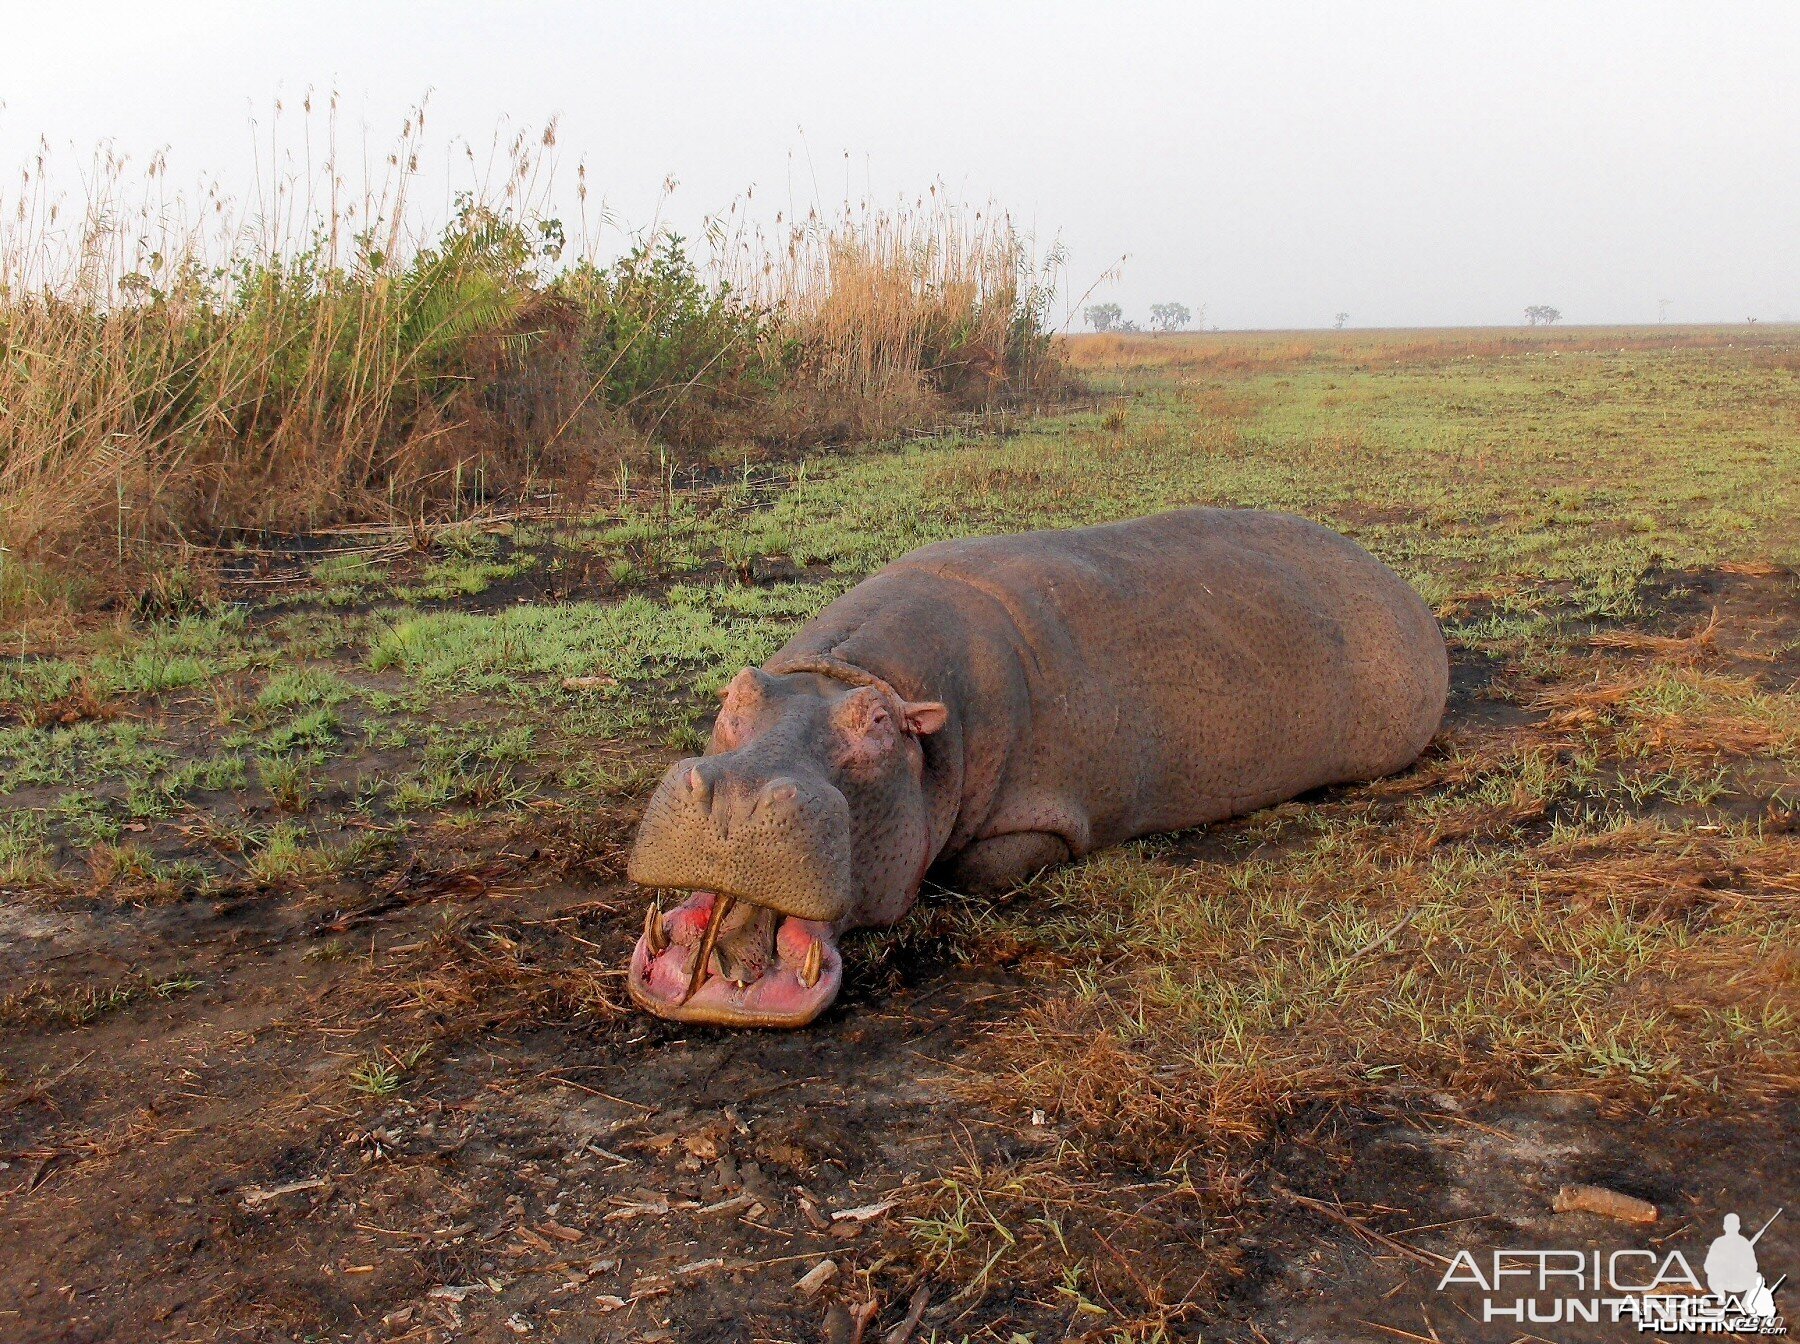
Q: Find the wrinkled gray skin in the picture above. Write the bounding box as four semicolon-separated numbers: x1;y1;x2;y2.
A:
627;508;1449;1027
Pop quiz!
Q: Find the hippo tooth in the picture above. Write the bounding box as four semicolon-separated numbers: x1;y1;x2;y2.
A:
798;937;822;989
643;902;668;955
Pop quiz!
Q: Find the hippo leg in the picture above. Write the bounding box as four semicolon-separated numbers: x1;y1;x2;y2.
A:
942;832;1071;894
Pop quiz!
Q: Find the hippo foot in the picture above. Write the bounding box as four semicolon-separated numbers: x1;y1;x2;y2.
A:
628;891;843;1028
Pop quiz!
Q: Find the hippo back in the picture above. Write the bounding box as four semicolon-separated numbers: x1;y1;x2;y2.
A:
768;508;1447;858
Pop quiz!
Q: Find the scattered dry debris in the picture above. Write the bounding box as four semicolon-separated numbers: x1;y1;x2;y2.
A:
796;1257;839;1297
883;1286;931;1344
239;1176;329;1207
1553;1183;1659;1224
560;675;617;691
603;1193;701;1222
831;1199;896;1223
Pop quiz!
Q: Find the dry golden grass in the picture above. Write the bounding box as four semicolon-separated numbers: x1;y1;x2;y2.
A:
0;108;1063;604
1061;331;1320;373
0;111;587;569
734;195;1058;409
386;918;624;1035
1532;660;1799;762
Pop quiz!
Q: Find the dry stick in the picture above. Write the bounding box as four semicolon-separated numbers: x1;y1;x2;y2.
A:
681;892;735;1004
1091;1224;1165;1310
882;1286;930;1344
1357;1321;1442;1344
1272;1186;1451;1270
1333;908;1421;982
0;1051;94;1115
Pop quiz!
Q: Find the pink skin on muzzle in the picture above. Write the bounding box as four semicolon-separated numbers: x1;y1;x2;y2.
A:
627;891;843;1028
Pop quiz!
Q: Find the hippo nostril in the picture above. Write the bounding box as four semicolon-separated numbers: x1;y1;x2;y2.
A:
766;780;798;804
685;766;711;805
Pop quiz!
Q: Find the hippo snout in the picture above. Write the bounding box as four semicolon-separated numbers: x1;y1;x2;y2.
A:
627;756;855;923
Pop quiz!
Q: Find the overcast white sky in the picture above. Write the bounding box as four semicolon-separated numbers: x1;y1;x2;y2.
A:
3;1;1797;329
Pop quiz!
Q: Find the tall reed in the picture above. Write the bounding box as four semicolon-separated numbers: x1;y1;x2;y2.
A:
0;102;1062;598
734;191;1059;395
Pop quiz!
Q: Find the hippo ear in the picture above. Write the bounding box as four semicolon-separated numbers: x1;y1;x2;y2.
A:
900;700;948;736
713;668;772;750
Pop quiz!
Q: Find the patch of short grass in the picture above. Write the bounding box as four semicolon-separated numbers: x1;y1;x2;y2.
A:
0;719;171;790
368;583;840;698
90;649;212;696
309;551;383;603
347;1044;429;1099
262;706;343;754
0;812;53;886
0;657;88;715
0;968;204;1030
256;667;355;714
257;754;320;810
244;821;356;886
399;553;530;601
47;792;122;846
88;843;210;901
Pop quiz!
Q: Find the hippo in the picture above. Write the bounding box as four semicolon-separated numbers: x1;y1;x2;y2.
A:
626;507;1448;1028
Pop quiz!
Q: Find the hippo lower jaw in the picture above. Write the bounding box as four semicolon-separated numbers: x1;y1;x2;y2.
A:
627;891;843;1029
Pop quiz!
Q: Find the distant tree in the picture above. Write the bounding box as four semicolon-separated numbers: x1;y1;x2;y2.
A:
1524;305;1562;326
1084;302;1123;333
1149;301;1192;332
1118;319;1143;333
1333;311;1350;330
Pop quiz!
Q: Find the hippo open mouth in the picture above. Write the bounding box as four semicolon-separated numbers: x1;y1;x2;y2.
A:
628;890;844;1028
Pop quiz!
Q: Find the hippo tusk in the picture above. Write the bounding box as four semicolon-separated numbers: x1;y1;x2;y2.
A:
680;893;735;1005
798;936;822;990
643;900;668;955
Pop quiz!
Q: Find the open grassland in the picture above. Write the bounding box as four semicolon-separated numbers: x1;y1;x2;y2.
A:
0;326;1796;1341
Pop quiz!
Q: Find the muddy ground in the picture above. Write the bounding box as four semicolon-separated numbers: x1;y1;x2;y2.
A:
2;565;1796;1344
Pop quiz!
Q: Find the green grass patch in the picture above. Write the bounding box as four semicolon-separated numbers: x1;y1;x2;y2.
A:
256;667;355;713
368;583;841;698
263;707;343;754
0;812;53;886
0;720;171;791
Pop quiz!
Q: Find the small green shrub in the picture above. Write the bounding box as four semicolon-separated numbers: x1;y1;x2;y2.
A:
560;236;780;445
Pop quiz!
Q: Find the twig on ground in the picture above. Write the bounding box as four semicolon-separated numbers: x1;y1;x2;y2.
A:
1272;1185;1450;1269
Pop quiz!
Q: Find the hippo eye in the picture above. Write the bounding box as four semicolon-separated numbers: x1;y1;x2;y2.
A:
832;693;898;770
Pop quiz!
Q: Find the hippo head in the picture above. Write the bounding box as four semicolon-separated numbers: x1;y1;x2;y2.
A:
626;665;948;1028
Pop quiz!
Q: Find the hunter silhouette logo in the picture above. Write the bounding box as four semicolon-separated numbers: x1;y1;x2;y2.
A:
1702;1212;1782;1325
1435;1207;1787;1333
